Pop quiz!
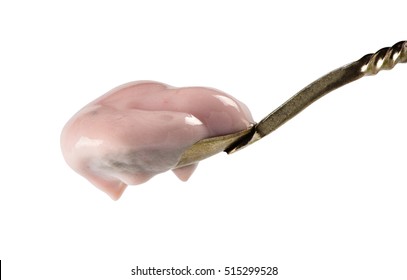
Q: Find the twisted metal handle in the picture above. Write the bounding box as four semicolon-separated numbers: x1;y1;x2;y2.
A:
228;41;407;153
362;41;407;75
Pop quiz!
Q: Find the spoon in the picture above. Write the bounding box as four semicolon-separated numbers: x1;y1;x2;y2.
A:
176;40;407;168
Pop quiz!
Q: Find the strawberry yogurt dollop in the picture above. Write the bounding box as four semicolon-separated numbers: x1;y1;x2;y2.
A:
61;81;253;200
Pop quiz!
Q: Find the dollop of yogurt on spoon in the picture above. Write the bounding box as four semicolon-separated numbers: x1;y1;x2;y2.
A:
61;81;253;200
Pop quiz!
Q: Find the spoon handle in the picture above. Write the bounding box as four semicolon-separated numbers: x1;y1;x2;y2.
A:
229;40;407;152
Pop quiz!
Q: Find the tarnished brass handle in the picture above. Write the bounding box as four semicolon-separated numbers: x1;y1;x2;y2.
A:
228;41;407;153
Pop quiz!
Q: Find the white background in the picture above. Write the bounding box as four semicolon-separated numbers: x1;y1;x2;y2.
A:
1;1;406;279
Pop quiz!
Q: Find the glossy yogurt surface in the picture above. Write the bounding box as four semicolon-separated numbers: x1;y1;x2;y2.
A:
61;81;253;200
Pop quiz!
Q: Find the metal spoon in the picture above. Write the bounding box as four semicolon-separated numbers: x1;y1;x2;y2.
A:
176;41;407;168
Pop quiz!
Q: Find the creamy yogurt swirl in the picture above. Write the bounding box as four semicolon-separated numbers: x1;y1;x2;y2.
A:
61;81;253;200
